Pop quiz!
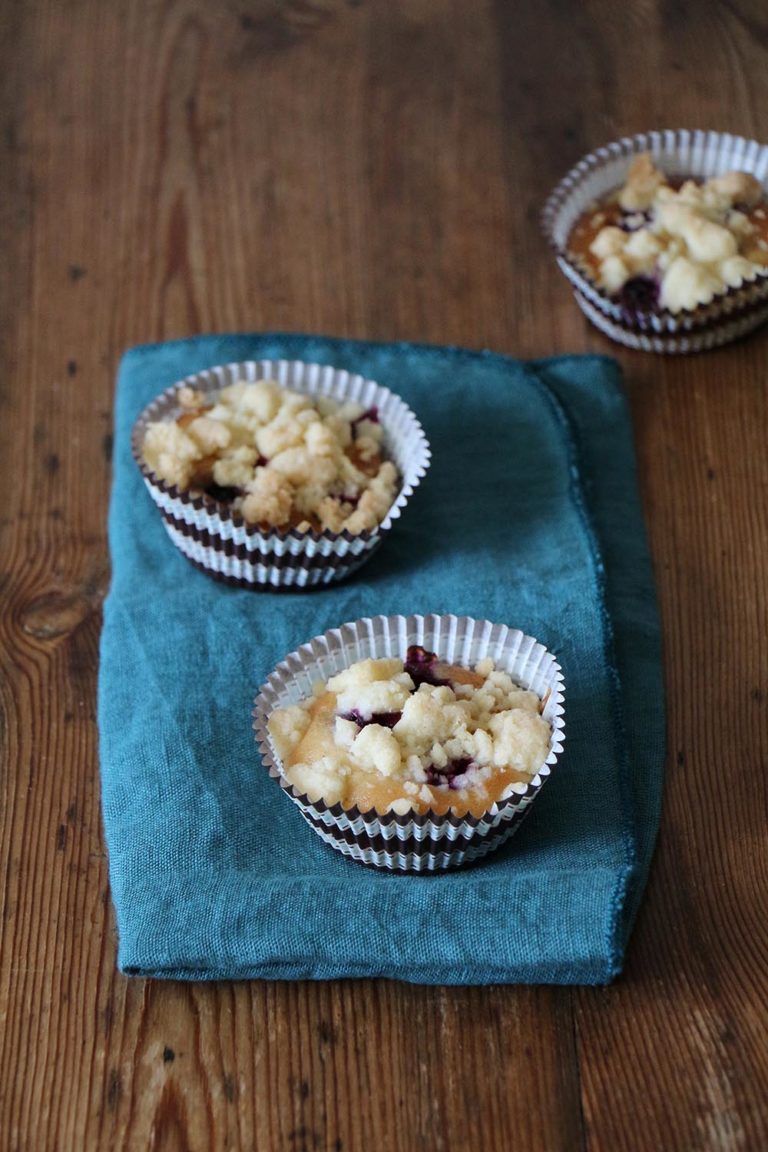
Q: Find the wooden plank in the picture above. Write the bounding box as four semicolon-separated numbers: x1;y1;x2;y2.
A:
574;342;768;1151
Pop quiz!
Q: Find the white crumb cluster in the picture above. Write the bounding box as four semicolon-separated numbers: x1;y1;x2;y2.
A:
141;380;399;534
586;154;768;312
267;654;552;815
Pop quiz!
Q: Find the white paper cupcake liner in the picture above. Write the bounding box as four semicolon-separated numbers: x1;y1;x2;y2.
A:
253;614;566;873
574;291;768;354
131;360;431;588
541;129;768;353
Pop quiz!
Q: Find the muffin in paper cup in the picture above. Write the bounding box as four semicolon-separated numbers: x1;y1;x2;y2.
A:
541;129;768;353
131;360;431;589
253;614;565;873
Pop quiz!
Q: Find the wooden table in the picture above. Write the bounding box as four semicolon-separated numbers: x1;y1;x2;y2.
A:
2;2;766;1148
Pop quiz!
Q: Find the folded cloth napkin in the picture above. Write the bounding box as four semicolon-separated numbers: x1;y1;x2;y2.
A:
99;334;664;984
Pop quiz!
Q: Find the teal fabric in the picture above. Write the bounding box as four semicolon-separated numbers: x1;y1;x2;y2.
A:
98;333;664;984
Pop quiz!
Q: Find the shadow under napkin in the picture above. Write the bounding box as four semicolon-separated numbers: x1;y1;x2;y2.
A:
98;334;664;984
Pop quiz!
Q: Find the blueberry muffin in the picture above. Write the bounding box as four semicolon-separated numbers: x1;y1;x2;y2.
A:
141;379;399;535
568;152;768;318
267;646;552;819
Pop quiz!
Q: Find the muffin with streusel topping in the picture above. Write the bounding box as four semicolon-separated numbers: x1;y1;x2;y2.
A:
268;647;552;820
254;614;566;872
142;379;399;536
542;129;768;353
132;361;431;589
567;153;768;318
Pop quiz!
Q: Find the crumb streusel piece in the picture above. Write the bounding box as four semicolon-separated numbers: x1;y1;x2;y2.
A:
267;647;552;818
141;380;399;535
567;153;768;314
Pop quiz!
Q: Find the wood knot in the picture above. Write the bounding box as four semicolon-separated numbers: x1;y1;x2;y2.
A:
21;590;94;639
20;567;108;640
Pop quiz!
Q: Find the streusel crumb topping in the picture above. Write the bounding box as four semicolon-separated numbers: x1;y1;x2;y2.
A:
568;153;768;314
141;381;399;535
267;647;553;818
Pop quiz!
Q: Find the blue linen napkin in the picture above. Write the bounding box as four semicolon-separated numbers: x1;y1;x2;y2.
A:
98;333;664;984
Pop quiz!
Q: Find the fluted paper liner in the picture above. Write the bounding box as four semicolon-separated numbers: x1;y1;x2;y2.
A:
541;129;768;353
253;614;566;873
132;360;431;588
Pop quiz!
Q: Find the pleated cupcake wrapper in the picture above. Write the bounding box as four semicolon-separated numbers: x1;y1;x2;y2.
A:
574;292;768;355
132;359;431;588
541;129;768;353
253;614;566;873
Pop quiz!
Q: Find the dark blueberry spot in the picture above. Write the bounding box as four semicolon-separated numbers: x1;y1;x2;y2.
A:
67;359;78;377
339;709;401;729
205;482;240;504
425;757;474;789
368;711;402;728
68;264;86;282
339;709;365;726
404;645;449;688
618;209;651;233
351;406;379;439
163;1046;175;1063
617;275;660;322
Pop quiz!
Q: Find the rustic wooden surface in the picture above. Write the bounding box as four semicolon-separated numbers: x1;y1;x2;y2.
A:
1;1;767;1149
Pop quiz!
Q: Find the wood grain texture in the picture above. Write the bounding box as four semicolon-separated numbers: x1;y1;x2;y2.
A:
1;1;767;1149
